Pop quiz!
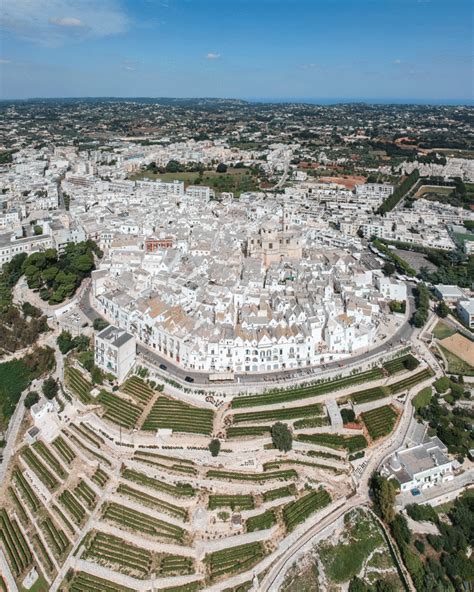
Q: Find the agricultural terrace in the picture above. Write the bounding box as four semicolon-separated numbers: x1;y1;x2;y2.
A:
297;433;367;453
98;390;142;429
121;375;155;404
246;510;277;532
102;502;187;543
350;366;433;404
65;366;92;404
283;489;331;531
206;541;266;580
121;467;196;497
232;402;324;424
361;405;399;440
383;354;419;375
206;468;298;482
232;367;384;408
0;509;32;577
142;396;214;434
208;494;255;510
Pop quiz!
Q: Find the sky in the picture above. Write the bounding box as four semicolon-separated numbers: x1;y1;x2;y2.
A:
0;0;472;102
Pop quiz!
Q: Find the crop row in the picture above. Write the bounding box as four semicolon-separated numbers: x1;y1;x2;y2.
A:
0;509;32;577
226;425;271;438
74;480;97;509
65;367;92;404
143;396;214;435
40;517;69;557
246;510;277;532
293;416;330;429
59;490;87;525
350;386;388;405
117;483;188;521
297;433;367;453
52;504;76;536
206;541;265;580
206;469;297;482
21;447;59;491
98;390;142;429
84;531;152;578
68;571;135;592
159;554;194;576
52;436;76;464
232;402;324;424
133;452;197;475
122;467;195;498
232;368;384;408
362;405;398;440
33;440;66;478
33;533;54;573
388;368;433;394
12;468;40;511
383;354;419;375
102;502;186;543
91;467;109;488
283;489;331;531
262;484;297;502
121;376;154;405
208;494;254;510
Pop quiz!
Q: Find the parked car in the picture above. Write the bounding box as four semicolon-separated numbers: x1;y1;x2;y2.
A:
184;376;194;383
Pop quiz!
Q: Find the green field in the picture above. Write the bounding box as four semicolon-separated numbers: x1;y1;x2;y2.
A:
0;359;34;431
130;167;261;196
412;387;432;410
297;433;367;453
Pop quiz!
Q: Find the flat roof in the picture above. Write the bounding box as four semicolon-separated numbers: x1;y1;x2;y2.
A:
97;325;134;348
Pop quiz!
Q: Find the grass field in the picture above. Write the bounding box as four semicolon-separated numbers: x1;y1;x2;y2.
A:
412;387;432;410
130;167;261;196
432;321;456;340
0;359;32;431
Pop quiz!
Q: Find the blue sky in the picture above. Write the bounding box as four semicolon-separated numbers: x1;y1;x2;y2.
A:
0;0;472;102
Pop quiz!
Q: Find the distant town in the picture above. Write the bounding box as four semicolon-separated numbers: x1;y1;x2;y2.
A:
0;98;472;592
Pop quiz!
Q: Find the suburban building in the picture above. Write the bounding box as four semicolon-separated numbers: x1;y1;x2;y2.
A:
434;284;466;303
457;299;474;329
383;436;453;492
94;325;136;383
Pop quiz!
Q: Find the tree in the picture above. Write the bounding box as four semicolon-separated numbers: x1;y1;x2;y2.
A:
209;439;221;457
33;225;43;235
341;408;356;424
165;160;182;173
371;473;396;524
42;377;58;400
216;163;228;173
24;391;39;409
57;331;74;354
383;262;396;276
271;422;293;452
404;356;419;371
436;301;450;318
91;365;104;385
93;318;109;331
348;577;369;592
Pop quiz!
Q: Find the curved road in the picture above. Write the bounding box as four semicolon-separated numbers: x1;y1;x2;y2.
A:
79;284;416;388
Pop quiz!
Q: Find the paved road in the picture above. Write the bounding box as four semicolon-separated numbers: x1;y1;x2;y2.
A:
80;283;416;388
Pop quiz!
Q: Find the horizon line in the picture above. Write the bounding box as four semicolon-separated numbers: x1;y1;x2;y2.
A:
0;96;472;107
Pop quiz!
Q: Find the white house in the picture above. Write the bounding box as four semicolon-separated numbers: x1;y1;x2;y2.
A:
94;325;136;383
383;436;453;492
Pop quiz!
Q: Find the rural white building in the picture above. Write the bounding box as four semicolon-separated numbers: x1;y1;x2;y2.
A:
383;436;453;492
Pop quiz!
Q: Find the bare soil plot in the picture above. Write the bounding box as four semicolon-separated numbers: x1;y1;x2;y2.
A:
439;333;474;367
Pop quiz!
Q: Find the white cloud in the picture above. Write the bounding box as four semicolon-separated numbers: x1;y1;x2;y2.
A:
1;0;128;44
0;59;12;64
121;59;139;72
205;52;221;60
48;16;85;27
393;59;402;65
